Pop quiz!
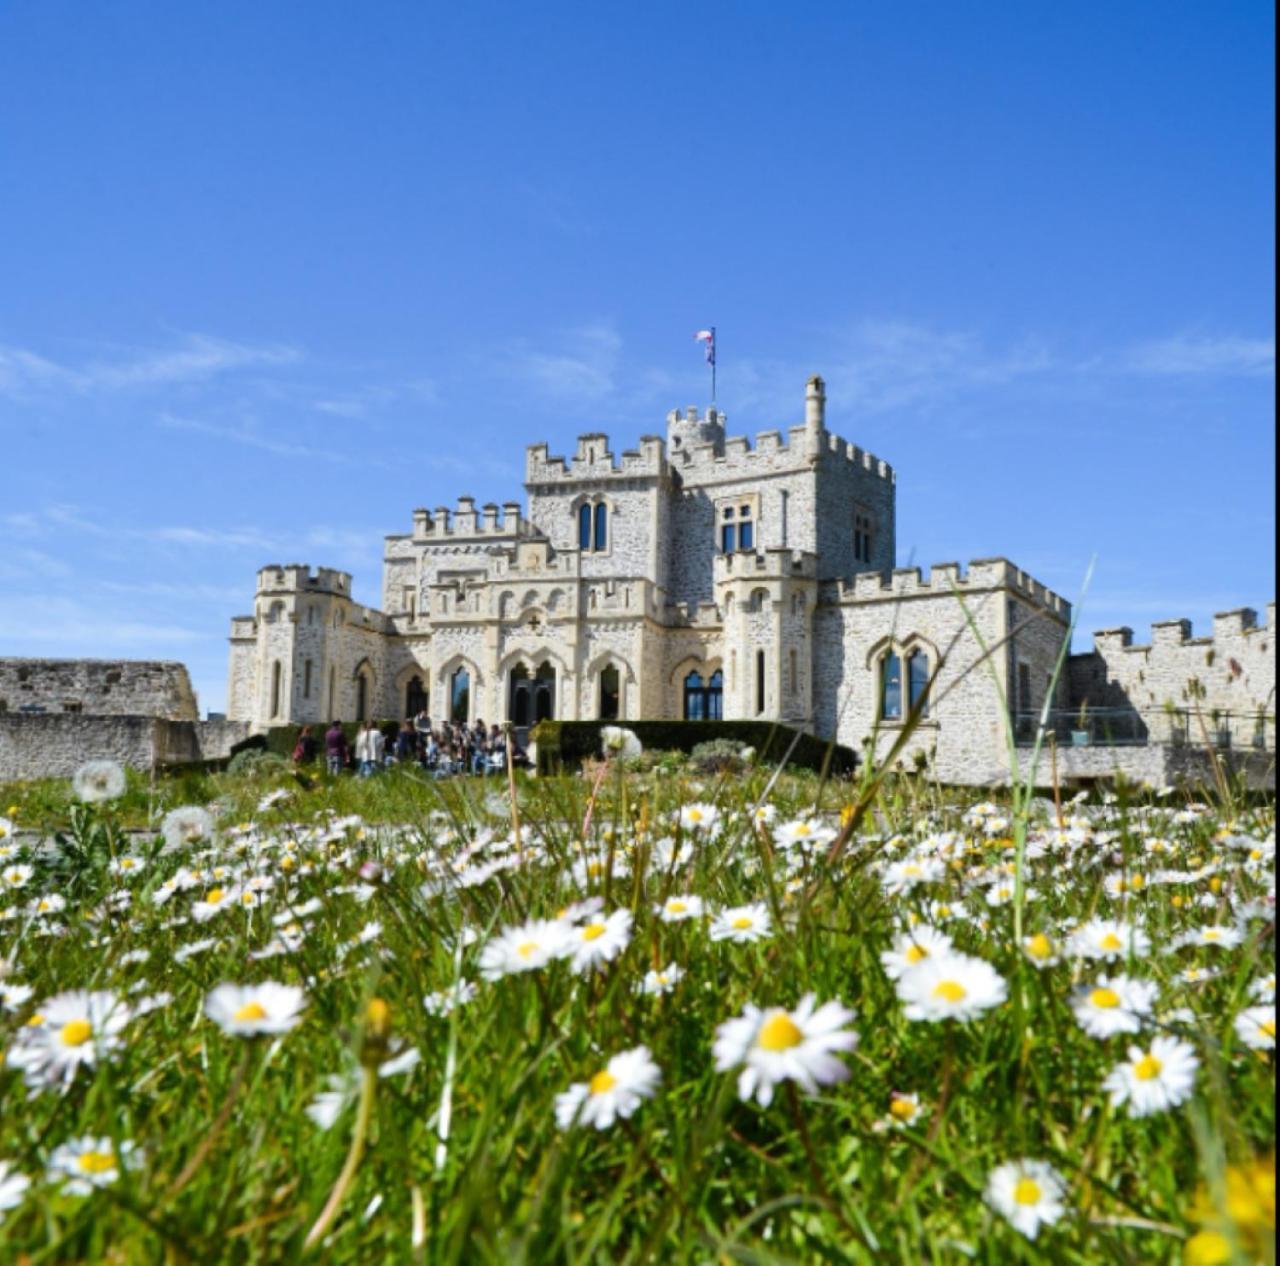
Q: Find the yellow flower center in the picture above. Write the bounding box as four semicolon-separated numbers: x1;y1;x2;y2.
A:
756;1013;804;1051
1099;932;1123;951
932;981;967;1003
121;859;134;869
1026;934;1053;959
241;893;256;905
234;1002;268;1023
795;823;810;836
904;865;922;877
1133;1054;1163;1081
588;1070;617;1095
888;1097;916;1121
205;888;225;905
1184;1230;1233;1266
1089;988;1122;1009
732;916;754;930
516;941;539;959
1013;1178;1042;1206
1203;930;1221;941
1260;1020;1276;1038
60;1019;93;1047
581;923;606;942
687;810;702;823
27;1013;45;1027
666;901;686;913
905;945;928;964
77;1151;116;1174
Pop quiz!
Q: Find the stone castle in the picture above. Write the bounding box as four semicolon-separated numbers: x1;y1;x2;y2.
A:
222;376;1275;787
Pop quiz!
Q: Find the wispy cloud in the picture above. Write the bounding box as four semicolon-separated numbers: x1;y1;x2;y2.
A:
500;322;622;400
0;333;299;400
0;595;205;648
1121;334;1275;378
156;413;362;464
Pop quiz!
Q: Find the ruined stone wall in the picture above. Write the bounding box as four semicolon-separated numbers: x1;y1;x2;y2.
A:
0;715;249;783
0;660;199;720
1069;604;1276;745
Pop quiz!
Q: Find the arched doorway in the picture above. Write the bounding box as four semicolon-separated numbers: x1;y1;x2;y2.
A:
405;674;428;719
509;662;556;726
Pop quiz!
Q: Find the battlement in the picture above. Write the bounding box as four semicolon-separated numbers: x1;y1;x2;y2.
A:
256;564;351;596
714;548;819;584
838;558;1070;618
673;421;894;483
525;433;667;485
409;497;535;541
1092;604;1275;654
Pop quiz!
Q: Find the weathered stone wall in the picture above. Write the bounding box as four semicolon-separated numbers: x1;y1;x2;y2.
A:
0;715;249;783
0;660;199;720
1068;604;1276;745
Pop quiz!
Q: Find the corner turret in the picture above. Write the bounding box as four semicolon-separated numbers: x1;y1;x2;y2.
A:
666;405;725;455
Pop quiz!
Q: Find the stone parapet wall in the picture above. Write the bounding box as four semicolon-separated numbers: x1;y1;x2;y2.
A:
0;715;250;783
0;659;199;720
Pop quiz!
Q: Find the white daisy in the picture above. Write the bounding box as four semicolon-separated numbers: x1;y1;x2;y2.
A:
477;918;572;980
1173;925;1244;951
1022;933;1061;968
871;1091;926;1132
896;952;1007;1023
72;760;127;804
0;1160;30;1217
192;885;239;923
554;1045;662;1130
0;982;33;1012
679;803;719;833
47;1136;140;1195
9;990;131;1089
564;909;633;974
641;964;685;995
880;926;954;981
985;1159;1068;1240
709;902;773;944
773;818;836;851
655;894;704;923
1102;1036;1199;1117
423;981;478;1016
1067;918;1152;962
1233;1004;1276;1051
1071;975;1158;1039
204;982;306;1036
712;994;858;1106
881;857;945;894
2;864;33;890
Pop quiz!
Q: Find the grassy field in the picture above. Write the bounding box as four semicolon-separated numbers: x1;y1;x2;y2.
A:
0;748;1273;1264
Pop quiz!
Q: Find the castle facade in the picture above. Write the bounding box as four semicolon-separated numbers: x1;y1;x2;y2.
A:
225;376;1275;786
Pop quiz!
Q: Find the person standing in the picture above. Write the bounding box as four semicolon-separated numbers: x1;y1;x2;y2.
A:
292;725;318;765
324;721;348;775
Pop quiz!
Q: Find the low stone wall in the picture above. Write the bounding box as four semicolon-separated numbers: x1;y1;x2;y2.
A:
1019;743;1274;792
0;715;251;783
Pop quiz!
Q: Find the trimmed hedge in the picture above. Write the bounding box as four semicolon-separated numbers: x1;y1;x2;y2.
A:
531;720;857;777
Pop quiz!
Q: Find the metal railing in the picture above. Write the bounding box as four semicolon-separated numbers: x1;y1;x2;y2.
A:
1012;708;1275;751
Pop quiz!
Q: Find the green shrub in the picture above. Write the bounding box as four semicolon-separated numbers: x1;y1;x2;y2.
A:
531;720;857;777
689;738;751;775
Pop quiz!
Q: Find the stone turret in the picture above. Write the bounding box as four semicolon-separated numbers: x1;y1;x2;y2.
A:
665;404;725;455
805;375;826;459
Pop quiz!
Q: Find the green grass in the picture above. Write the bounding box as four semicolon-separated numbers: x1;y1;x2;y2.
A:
0;754;1273;1264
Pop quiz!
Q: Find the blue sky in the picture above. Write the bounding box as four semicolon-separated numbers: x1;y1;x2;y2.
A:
0;2;1274;715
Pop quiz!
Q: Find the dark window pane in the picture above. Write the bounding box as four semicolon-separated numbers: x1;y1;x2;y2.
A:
908;652;929;715
721;524;736;553
594;503;608;551
578;505;592;550
739;521;753;550
881;653;902;720
600;666;620;720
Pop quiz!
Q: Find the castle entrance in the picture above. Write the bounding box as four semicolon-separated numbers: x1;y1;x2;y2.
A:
509;663;555;730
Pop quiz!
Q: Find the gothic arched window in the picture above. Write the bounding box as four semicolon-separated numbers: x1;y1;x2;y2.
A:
683;671;705;721
578;504;592;551
707;669;724;720
450;668;470;724
406;675;428;719
907;650;930;716
881;652;903;721
593;503;608;552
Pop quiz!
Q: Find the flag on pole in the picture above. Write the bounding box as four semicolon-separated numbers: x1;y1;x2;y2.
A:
694;328;715;366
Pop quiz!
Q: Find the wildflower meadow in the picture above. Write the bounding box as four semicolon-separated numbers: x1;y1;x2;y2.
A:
0;743;1273;1263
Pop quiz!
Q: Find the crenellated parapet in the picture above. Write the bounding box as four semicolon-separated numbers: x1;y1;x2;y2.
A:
835;558;1070;618
714;548;819;586
1090;604;1276;656
403;496;537;541
671;420;894;484
525;433;668;486
256;564;352;597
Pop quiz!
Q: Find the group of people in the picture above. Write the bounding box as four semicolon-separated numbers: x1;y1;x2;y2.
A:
292;714;531;778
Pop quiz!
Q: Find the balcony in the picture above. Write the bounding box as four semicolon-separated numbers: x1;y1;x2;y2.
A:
1012;708;1274;752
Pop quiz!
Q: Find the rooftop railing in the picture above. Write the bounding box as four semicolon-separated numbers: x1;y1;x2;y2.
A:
1012;708;1275;751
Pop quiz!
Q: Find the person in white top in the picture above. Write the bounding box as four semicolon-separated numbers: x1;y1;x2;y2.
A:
355;722;385;777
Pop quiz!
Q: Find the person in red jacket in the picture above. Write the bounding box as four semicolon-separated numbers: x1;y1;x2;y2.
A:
324;721;348;775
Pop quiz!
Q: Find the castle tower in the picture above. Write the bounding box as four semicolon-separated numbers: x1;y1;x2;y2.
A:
665;404;726;456
228;564;359;729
